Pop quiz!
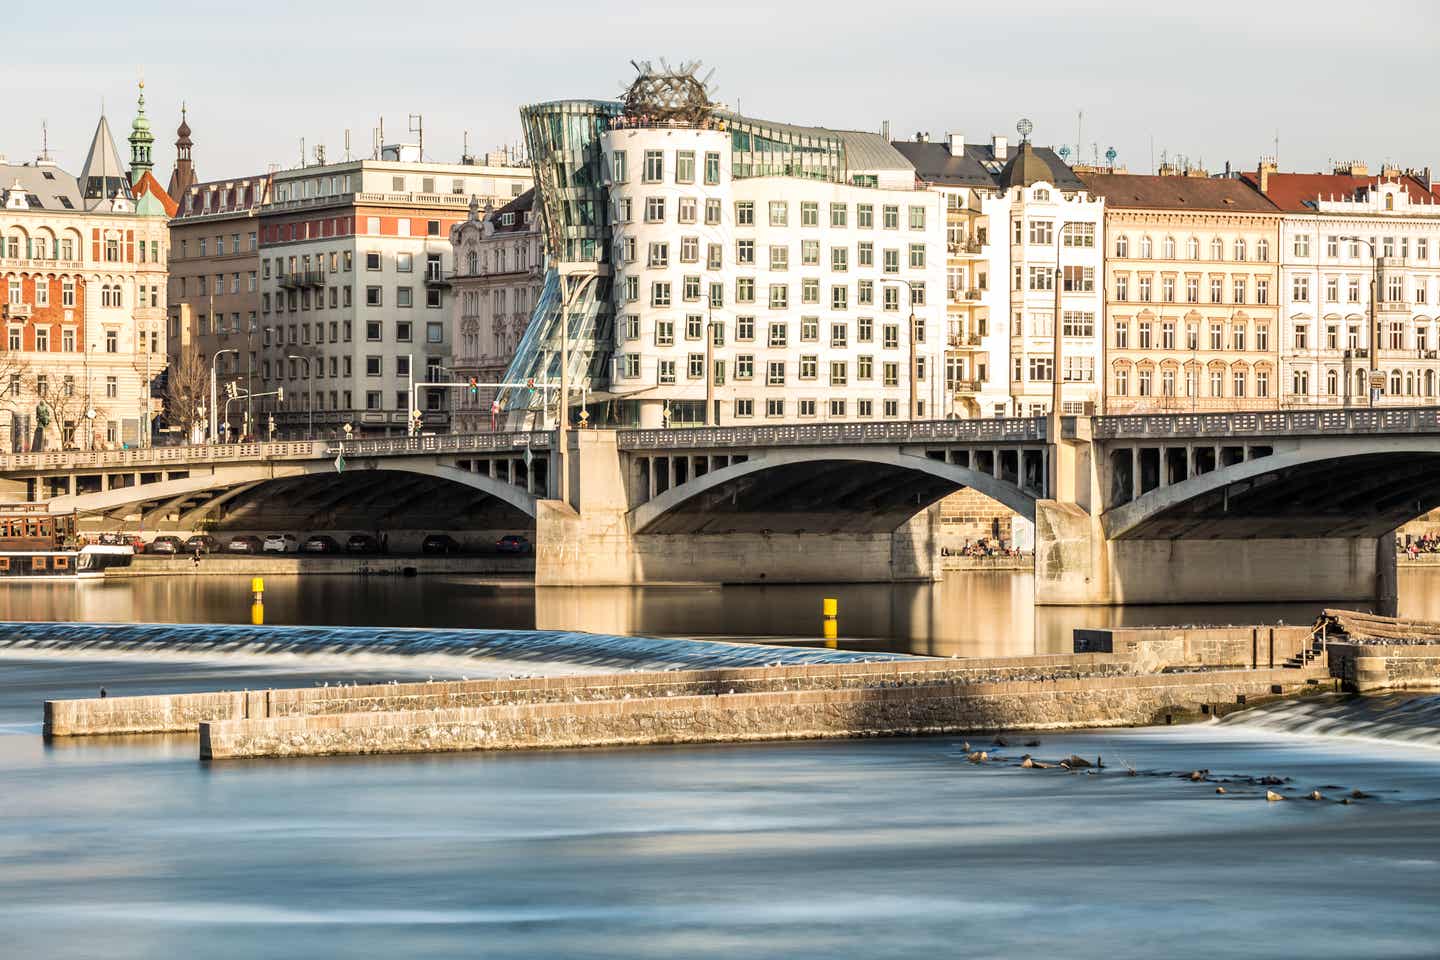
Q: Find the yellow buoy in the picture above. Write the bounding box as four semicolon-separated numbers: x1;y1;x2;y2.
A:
822;597;838;646
251;601;264;625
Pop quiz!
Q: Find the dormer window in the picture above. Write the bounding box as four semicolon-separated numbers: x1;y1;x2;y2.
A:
1033;188;1050;201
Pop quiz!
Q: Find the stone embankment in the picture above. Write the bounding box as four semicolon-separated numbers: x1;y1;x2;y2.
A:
117;555;533;577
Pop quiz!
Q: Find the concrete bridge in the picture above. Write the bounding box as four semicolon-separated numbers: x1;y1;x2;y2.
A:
3;406;1435;609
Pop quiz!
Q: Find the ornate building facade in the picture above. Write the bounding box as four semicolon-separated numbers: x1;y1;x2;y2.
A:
0;88;170;450
1080;171;1282;414
449;190;543;433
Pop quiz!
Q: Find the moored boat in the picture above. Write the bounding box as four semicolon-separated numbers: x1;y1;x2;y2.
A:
0;504;133;581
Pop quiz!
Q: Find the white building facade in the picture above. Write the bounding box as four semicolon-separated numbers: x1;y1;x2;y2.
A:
601;123;945;428
1251;167;1440;406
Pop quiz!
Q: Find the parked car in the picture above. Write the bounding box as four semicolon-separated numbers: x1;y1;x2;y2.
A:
496;534;532;554
302;535;341;554
184;534;220;554
262;533;299;554
421;533;462;555
225;535;263;554
147;535;185;555
346;533;379;554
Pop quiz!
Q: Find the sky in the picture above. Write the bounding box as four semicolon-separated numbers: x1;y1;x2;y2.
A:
5;0;1438;184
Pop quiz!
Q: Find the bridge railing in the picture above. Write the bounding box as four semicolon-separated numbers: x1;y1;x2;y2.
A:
616;418;1047;450
1092;406;1440;440
0;432;553;474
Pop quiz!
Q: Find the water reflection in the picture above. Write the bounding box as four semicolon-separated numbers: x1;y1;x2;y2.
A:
0;568;1431;658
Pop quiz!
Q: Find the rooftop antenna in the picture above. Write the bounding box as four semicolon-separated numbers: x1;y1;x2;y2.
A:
344;129;352;161
1273;129;1280;167
299;137;306;167
40;119;50;161
1105;146;1118;170
408;114;423;162
1149;135;1155;174
314;143;326;166
1076;109;1083;166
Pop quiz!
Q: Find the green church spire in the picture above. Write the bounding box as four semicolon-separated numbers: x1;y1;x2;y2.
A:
128;78;154;185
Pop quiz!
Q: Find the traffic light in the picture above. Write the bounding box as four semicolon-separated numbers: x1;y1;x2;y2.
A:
276;386;284;403
468;377;478;396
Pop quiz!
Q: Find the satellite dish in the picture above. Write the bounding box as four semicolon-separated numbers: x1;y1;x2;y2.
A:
1016;118;1034;142
1058;146;1071;161
1105;146;1118;165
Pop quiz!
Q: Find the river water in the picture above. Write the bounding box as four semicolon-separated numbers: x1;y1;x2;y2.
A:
3;571;1440;956
2;567;1439;656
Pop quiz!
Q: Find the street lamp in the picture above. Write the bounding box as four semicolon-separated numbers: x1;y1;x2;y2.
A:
881;278;923;420
209;347;239;442
1340;236;1381;407
287;354;313;438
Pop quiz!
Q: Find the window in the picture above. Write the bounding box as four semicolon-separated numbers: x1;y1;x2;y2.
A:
736;239;755;265
1293;234;1311;258
857;241;874;268
857;204;874;228
737;355;754;380
1063;265;1094;292
1294;324;1309;350
611;151;628;182
650;282;672;307
1162;277;1176;302
643;150;664;183
704;152;720;185
736;201;754;226
908;206;926;230
766;398;785;418
800;355;818;380
1186;277;1199;303
802;279;820;304
676;151;695;183
678;197;697;223
645;197;665;222
655;319;674;346
366;286;382;307
397;287;413;308
801;201;819;227
736;277;756;303
1029;220;1054;246
768;322;788;347
1256;279;1269;305
802;240;820;266
1116;235;1129;258
104;330;117;353
883;205;899;229
1029;266;1054;291
1065;223;1096;248
705;198;721;225
800;317;819;342
769;201;788;227
648;242;669;268
831;286;848;310
909;244;926;269
767;360;786;385
769;284;788;310
1292;275;1310;302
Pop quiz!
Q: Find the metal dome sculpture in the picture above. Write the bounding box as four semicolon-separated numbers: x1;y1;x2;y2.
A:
620;59;717;124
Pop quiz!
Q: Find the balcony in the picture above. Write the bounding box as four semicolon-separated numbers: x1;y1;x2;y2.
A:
424;269;452;288
301;269;327;288
947;332;983;349
946;240;984;257
947;379;983;394
948;287;982;304
277;273;301;290
2;302;32;319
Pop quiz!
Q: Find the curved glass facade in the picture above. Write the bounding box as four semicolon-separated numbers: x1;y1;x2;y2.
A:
501;100;621;415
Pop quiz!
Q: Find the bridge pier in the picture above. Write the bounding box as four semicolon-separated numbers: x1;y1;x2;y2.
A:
1035;505;1392;609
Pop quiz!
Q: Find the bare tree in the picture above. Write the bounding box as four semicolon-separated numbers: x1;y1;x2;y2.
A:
24;370;105;451
0;354;32;452
163;348;208;443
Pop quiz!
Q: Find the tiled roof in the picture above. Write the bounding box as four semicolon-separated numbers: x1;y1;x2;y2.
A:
1079;173;1279;213
488;188;536;233
1238;171;1433;212
893;139;1085;191
175;174;272;219
130;171;178;218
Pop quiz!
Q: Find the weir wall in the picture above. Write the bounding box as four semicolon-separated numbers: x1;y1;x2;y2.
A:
44;653;1133;736
198;669;1328;760
1074;626;1315;671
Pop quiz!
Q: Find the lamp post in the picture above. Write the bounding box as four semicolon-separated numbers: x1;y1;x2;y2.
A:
287;354;313;438
882;278;923;420
209;347;239;442
1341;236;1381;407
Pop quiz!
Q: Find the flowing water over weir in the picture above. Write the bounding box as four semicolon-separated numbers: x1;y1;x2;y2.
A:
0;621;913;672
1222;692;1440;749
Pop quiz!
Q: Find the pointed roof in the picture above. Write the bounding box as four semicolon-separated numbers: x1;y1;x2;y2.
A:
130;170;177;218
79;114;132;210
128;80;155;184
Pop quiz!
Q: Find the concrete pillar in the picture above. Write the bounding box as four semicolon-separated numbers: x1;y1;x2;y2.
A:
1186;445;1195;479
1376;529;1399;618
1158;447;1169;488
647;458;657;501
991;447;1001;478
1130;446;1141;500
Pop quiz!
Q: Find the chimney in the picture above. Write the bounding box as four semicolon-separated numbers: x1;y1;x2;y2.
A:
1257;158;1277;193
916;131;929;144
1332;160;1367;177
993;135;1008;161
881;120;891;142
1381;162;1402;179
947;132;964;158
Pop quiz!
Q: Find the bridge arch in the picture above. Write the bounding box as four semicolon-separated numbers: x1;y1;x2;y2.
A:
1103;437;1440;541
49;457;540;524
630;447;1038;535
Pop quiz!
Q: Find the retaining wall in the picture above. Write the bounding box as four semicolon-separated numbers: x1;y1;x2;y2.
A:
1074;626;1315;671
117;554;533;578
199;669;1331;760
1328;642;1440;692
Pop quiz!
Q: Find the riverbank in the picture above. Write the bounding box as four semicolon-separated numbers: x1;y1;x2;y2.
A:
117;554;534;577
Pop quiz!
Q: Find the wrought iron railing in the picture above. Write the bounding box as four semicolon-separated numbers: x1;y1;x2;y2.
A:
617;418;1046;450
1091;406;1440;439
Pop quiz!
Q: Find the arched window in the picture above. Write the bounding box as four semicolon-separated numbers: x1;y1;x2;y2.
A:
1326;369;1339;396
1427;370;1436;397
1210;238;1224;261
1186;237;1199;260
1386;194;1395;211
1354;369;1367;398
1140;236;1153;258
1390;369;1403;395
466;251;478;275
1234;238;1247;262
1256;238;1269;262
1406;371;1416;396
1115;235;1129;258
1163;237;1176;259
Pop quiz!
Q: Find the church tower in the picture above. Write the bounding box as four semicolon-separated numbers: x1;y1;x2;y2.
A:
166;104;196;201
127;79;155;186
